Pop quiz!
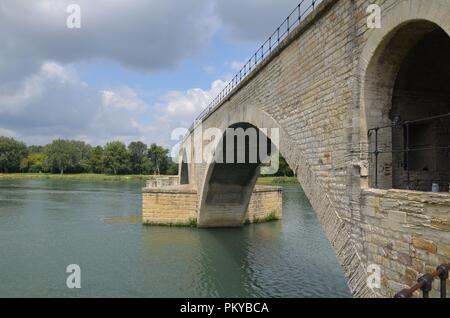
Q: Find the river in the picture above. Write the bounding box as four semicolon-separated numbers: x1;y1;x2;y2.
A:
0;179;351;297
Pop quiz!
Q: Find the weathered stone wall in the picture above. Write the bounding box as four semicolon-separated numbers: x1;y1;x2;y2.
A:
142;185;198;226
184;0;372;296
181;0;450;297
146;176;180;188
246;186;283;223
142;185;282;226
361;189;450;297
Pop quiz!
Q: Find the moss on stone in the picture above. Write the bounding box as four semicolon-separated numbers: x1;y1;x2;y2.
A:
248;212;280;224
143;218;198;228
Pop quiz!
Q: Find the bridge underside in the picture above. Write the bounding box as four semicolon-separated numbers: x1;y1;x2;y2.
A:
198;123;274;227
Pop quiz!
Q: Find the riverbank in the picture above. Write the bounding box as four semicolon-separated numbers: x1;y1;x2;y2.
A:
256;176;298;185
0;173;298;185
0;173;156;182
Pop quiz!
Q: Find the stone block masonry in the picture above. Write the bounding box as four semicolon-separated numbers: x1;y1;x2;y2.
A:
142;185;282;226
246;186;283;223
142;185;198;226
361;189;450;297
178;0;450;297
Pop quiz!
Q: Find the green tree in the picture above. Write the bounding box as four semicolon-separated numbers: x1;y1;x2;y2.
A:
70;141;92;173
260;153;294;177
147;143;170;175
166;159;179;175
28;145;44;154
89;146;104;173
277;154;294;176
45;139;79;174
0;137;28;173
128;141;148;174
20;153;48;173
103;141;129;175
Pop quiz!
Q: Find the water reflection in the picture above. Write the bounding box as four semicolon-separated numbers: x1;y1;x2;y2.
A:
0;180;351;298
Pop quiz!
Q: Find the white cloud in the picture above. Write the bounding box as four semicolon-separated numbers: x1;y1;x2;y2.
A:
0;62;79;115
40;62;73;82
0;59;228;147
229;60;246;72
0;62;157;146
163;79;226;119
142;79;228;146
101;87;146;112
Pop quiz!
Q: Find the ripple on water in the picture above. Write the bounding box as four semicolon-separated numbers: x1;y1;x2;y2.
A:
0;180;351;298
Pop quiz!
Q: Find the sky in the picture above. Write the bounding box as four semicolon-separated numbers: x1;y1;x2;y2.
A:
0;0;318;148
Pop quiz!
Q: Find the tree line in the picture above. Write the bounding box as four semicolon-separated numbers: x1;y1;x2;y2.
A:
0;136;178;175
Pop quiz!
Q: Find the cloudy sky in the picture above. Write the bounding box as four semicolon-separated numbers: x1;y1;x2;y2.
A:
0;0;318;147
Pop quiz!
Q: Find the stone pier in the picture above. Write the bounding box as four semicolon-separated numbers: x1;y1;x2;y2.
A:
142;181;282;227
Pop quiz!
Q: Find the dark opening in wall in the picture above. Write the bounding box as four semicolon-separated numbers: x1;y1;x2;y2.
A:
404;122;433;171
366;21;450;192
180;150;189;185
390;28;450;191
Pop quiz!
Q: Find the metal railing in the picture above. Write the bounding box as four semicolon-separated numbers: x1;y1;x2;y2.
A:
395;263;450;298
190;0;321;132
368;113;450;190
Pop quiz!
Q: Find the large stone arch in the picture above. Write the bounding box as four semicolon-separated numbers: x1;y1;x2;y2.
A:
191;99;375;297
195;105;292;227
358;0;450;190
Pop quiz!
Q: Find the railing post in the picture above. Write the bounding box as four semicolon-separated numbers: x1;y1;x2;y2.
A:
374;128;379;189
405;123;410;190
437;264;450;298
418;274;434;298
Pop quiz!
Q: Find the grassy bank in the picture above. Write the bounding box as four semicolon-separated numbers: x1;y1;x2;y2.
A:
0;173;157;182
0;173;298;185
256;176;298;185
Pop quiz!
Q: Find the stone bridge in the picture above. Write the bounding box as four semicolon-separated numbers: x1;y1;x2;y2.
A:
176;0;450;297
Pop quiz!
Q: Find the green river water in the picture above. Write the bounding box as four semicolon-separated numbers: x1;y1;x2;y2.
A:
0;179;351;297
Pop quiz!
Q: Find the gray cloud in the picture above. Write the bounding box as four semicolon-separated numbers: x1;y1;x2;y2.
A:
0;62;158;146
0;0;311;80
0;0;320;146
0;0;218;80
0;61;227;147
215;0;313;42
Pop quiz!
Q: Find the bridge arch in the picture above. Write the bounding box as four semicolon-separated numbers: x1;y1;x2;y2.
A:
359;0;450;190
195;105;293;227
